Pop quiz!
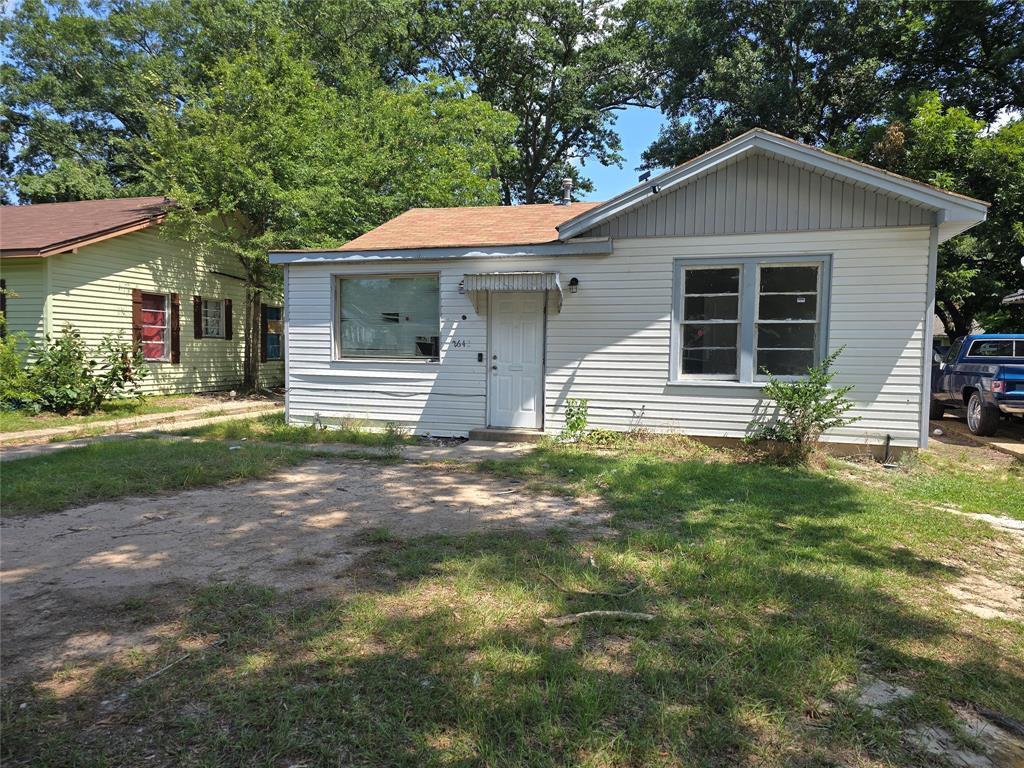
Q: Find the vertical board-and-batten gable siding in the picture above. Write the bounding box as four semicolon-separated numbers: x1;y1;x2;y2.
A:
583;152;934;239
45;227;283;393
284;226;931;446
1;258;48;342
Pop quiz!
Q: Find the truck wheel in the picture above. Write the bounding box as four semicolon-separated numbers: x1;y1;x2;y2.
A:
929;400;946;420
966;391;1000;436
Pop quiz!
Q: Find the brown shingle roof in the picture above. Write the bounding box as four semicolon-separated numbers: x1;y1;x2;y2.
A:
334;202;604;252
0;196;170;257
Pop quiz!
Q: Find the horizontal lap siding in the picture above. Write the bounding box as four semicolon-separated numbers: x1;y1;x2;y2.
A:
1;258;47;344
285;226;931;446
286;263;487;436
46;228;283;394
544;228;931;447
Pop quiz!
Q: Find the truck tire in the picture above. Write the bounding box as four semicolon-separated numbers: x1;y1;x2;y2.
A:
966;391;1001;436
929;399;946;420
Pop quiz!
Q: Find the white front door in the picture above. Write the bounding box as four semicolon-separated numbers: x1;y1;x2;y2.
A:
488;292;545;428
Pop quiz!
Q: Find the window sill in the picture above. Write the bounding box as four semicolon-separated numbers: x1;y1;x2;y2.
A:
332;357;441;365
667;379;770;388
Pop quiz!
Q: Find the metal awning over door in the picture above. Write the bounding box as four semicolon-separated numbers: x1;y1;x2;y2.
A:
463;271;562;313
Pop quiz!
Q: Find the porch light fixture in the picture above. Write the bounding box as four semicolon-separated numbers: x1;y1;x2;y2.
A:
568;277;580;293
458;279;465;294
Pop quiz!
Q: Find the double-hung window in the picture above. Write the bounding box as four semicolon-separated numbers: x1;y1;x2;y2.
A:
202;299;226;338
140;292;170;361
337;275;440;360
673;256;829;383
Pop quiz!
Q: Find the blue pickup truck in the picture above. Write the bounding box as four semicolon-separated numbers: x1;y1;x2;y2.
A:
931;334;1024;436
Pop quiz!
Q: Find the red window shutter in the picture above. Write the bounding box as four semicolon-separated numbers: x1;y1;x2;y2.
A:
260;303;268;362
224;298;232;341
170;293;181;363
193;295;203;339
131;289;143;349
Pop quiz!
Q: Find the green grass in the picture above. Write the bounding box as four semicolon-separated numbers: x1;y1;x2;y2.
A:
2;440;1021;766
0;438;316;515
176;411;414;447
0;394;199;433
886;448;1024;520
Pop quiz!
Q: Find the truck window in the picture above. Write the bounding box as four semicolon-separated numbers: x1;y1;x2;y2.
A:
967;339;1015;357
944;340;963;364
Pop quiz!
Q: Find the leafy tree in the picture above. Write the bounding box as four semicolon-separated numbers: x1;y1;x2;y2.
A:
894;0;1024;124
144;41;515;388
626;0;908;168
416;0;657;203
841;94;1024;338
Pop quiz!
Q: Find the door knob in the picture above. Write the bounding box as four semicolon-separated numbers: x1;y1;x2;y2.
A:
491;365;498;370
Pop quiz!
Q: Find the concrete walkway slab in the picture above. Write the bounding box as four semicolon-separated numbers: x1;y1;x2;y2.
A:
0;398;282;448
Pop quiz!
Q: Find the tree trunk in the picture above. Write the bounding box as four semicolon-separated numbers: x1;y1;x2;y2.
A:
242;287;262;392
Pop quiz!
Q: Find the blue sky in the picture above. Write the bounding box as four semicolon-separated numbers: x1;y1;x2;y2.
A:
575;106;667;201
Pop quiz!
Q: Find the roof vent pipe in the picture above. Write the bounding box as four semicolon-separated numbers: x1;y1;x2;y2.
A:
561;177;573;206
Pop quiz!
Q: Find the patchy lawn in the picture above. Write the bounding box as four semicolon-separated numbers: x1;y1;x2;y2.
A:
1;438;1022;766
0;394;208;433
0;438;317;516
174;411;414;447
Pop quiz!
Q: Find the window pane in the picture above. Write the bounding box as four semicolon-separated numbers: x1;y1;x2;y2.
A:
757;348;815;376
683;323;737;348
140;293;166;361
142;341;165;360
339;276;439;359
759;294;817;320
684;295;738;321
968;340;1014;357
202;299;224;337
757;323;817;349
685;267;739;294
760;265;818;293
682;347;737;376
265;306;281;321
267;335;282;360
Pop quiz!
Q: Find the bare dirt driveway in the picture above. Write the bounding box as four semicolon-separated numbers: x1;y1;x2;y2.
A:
1;458;607;678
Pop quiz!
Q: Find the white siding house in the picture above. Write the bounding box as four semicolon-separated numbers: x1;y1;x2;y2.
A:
272;130;988;451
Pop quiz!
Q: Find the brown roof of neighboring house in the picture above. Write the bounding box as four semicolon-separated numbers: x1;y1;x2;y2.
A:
0;196;171;257
331;202;604;252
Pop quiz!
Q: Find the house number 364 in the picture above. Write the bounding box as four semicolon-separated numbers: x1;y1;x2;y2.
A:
452;339;468;348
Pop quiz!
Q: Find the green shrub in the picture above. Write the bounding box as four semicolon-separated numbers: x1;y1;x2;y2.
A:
745;348;859;464
0;326;38;412
560;397;589;442
28;326;149;415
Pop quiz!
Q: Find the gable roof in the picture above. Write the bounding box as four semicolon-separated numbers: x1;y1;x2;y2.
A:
557;129;989;243
326;202;604;252
0;196;171;257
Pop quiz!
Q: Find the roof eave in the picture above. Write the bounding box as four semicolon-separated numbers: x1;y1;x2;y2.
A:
0;214;165;258
270;238;612;265
557;130;989;241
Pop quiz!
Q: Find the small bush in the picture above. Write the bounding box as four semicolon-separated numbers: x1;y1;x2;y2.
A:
560;397;589;442
0;327;38;412
381;421;408;457
745;348;859;464
27;326;148;415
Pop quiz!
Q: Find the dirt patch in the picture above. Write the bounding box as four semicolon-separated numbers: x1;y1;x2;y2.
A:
851;675;1024;768
0;458;608;678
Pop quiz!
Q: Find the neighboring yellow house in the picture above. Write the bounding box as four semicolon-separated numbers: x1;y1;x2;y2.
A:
0;196;284;393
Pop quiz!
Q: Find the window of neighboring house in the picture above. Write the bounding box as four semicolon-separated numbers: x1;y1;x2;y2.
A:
337;275;440;360
202;299;226;338
672;256;829;384
265;306;283;360
141;292;170;361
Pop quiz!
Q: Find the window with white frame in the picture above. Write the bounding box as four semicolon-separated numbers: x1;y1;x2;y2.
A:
673;256;829;383
202;298;226;338
680;266;741;378
337;275;440;360
140;292;170;361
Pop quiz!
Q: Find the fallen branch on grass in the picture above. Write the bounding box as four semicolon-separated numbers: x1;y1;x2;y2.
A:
139;638;224;684
539;572;641;598
541;610;655;627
